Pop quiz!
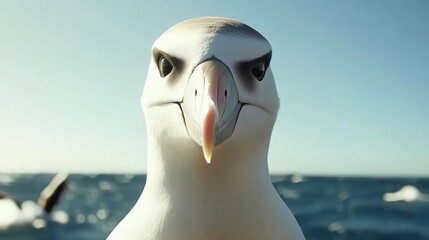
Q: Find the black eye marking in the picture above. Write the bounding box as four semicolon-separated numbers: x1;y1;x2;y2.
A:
236;50;272;90
153;47;185;79
252;61;265;81
158;56;173;77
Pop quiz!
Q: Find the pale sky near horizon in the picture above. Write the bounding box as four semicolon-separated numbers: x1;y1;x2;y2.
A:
1;1;428;176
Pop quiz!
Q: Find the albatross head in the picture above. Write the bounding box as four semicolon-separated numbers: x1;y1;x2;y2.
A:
142;17;279;166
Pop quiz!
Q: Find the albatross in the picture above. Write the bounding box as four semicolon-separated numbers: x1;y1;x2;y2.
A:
0;173;68;230
108;17;305;240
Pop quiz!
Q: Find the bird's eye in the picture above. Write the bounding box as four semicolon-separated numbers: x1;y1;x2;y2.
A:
158;56;173;77
252;61;266;81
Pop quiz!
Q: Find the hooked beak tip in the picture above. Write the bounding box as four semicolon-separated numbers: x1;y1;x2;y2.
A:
202;104;217;164
203;147;212;164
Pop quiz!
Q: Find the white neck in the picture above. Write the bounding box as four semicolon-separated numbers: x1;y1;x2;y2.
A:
118;106;304;239
143;131;273;199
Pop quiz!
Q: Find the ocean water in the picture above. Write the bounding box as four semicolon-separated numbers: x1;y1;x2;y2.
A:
0;174;428;240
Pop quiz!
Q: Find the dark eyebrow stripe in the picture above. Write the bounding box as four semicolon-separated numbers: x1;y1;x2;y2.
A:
152;47;185;72
235;50;272;91
239;50;272;68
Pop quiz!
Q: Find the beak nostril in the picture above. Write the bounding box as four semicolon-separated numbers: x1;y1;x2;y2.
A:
224;89;228;97
195;89;198;96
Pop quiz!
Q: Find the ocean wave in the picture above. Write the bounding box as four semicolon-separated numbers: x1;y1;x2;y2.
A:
383;185;429;202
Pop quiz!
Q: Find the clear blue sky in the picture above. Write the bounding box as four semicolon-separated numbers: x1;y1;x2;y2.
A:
1;1;428;176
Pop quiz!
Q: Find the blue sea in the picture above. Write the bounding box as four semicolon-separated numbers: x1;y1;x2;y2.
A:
0;174;428;240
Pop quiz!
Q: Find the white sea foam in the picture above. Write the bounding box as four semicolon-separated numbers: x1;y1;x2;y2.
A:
0;200;69;230
383;185;429;202
0;175;16;185
0;199;21;230
278;187;301;200
52;210;69;224
291;175;305;184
